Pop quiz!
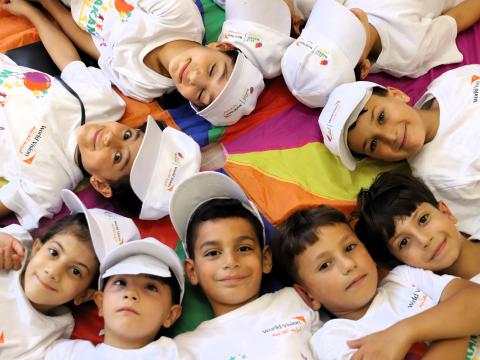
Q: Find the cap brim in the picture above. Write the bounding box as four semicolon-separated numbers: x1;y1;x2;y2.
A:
99;238;185;302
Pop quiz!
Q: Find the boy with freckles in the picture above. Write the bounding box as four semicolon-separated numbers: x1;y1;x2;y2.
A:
171;171;321;359
273;205;480;360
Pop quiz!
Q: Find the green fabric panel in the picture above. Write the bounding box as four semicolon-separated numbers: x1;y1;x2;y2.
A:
200;0;225;43
166;240;213;337
0;177;7;188
208;125;226;143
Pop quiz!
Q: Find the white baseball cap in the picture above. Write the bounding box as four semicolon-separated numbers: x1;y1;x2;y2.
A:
130;116;201;220
318;81;383;171
281;0;366;107
61;189;140;262
192;52;265;126
220;0;294;79
99;237;185;302
169;171;265;258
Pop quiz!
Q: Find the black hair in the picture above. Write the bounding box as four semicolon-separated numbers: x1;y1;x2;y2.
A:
353;171;438;266
271;205;348;284
347;86;389;159
186;198;264;259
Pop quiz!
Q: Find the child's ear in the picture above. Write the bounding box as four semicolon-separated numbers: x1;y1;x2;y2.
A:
386;86;410;103
438;201;457;224
30;238;43;257
90;176;113;198
185;259;199;286
73;288;96;306
207;41;235;52
162;304;182;329
92;291;105;317
358;59;371;80
262;245;273;275
294;283;322;311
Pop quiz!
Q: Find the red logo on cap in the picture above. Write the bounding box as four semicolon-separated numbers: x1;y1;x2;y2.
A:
250;87;254;94
255;42;263;48
320;60;328;66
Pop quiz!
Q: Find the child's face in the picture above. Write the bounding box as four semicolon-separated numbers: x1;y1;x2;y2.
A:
95;274;181;348
294;223;378;320
347;90;427;161
24;233;99;313
76;122;144;183
185;217;272;317
387;202;463;271
169;43;235;108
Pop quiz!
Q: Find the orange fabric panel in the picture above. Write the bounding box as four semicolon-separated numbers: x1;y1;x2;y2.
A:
0;11;40;53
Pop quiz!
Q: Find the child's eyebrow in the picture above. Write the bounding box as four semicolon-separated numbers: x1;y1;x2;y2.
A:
361;108;374;153
51;240;91;273
120;129;141;171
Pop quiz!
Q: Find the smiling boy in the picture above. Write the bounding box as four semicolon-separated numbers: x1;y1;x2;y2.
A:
319;64;480;239
273;205;480;359
170;171;321;359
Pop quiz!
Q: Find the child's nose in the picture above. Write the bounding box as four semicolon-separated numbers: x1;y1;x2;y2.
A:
223;251;240;269
44;263;61;281
340;255;356;275
123;288;140;301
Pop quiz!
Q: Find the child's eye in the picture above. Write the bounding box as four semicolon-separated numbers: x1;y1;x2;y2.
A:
146;284;158;292
238;245;253;252
370;138;378;153
113;151;121;163
48;248;58;257
378;111;385;124
198;89;205;101
123;130;132;140
113;278;126;286
204;249;220;257
319;262;331;271
71;267;82;278
418;214;429;225
346;243;357;252
399;237;410;249
209;64;216;76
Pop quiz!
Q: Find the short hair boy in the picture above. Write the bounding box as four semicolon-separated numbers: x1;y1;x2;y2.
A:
355;171;480;283
273;205;480;359
46;236;186;358
282;0;480;107
318;64;480;238
170;171;321;359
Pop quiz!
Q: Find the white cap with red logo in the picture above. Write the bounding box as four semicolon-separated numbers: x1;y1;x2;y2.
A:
130;116;201;220
281;0;366;108
318;81;383;170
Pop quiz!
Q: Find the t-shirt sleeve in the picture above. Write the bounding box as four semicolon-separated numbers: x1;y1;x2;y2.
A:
310;321;360;360
0;224;33;248
390;265;456;304
60;61;125;124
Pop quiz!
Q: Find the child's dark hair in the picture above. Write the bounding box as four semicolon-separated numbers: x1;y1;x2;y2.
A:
271;205;348;284
186;198;264;258
353;171;438;266
348;86;389;160
40;213;91;244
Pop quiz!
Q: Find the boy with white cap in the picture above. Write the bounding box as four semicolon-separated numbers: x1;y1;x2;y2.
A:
45;192;188;359
0;189;139;359
282;0;480;107
318;64;480;242
25;0;293;127
171;171;321;359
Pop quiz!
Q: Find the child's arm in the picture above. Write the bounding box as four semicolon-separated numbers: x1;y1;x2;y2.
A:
34;0;100;60
444;0;480;33
348;279;480;360
423;337;470;360
0;0;80;70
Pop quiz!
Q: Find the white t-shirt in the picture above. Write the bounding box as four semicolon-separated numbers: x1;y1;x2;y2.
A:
0;224;74;360
0;55;125;230
310;265;456;360
345;0;463;78
409;65;480;239
69;0;204;102
46;336;190;360
175;287;321;359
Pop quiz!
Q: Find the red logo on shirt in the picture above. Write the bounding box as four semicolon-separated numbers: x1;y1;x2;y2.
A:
471;75;480;84
0;331;4;344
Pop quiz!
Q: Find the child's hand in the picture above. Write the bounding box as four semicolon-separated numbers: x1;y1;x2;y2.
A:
0;233;25;271
347;326;412;360
0;0;36;17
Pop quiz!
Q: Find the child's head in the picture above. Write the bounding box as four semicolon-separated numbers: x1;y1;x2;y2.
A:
23;213;99;314
272;205;378;320
355;172;464;271
76;116;201;220
170;171;272;317
94;238;184;349
319;81;432;169
281;0;369;108
170;0;293;126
